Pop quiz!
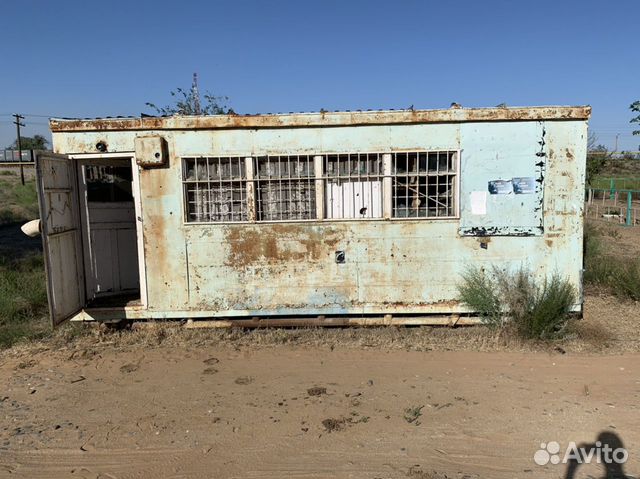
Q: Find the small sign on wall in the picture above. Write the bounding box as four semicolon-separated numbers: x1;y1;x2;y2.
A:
488;177;535;195
488;179;513;195
470;191;487;215
512;177;535;194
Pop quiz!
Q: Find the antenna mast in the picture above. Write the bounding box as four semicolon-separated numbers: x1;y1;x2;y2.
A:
191;72;201;115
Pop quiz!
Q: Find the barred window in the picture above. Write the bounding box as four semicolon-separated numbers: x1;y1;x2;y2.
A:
183;157;247;222
325;153;383;219
255;155;316;221
182;150;458;223
392;151;457;218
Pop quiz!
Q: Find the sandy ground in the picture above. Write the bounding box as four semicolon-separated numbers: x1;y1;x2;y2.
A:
2;295;640;479
2;179;638;478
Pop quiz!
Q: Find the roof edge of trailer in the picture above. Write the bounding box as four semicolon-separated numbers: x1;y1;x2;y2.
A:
50;105;591;132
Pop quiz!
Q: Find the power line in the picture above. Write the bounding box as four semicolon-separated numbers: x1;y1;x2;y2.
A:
0;120;50;125
0;113;54;118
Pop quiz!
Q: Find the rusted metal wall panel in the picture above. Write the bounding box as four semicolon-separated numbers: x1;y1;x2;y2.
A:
51;116;587;317
49;105;591;132
543;120;587;302
458;121;546;236
139;162;189;310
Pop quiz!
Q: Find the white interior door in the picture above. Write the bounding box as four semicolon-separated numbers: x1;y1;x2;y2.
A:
36;153;85;326
79;161;140;300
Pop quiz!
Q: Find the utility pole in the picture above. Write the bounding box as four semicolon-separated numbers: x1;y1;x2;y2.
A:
614;133;620;153
13;113;25;185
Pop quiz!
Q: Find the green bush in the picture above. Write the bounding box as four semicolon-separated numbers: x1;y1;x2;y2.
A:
458;266;577;340
592;258;640;301
612;262;640;301
583;223;608;285
518;275;577;339
457;267;502;327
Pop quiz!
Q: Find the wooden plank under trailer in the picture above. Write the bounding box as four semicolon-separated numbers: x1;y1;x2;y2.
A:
72;309;481;328
184;315;480;328
101;315;479;329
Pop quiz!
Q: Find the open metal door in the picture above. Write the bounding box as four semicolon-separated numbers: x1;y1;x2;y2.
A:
36;153;85;326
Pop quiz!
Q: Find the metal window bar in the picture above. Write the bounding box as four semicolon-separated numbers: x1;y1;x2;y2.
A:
255;155;316;221
391;151;457;218
182;151;458;224
324;153;384;219
183;157;247;222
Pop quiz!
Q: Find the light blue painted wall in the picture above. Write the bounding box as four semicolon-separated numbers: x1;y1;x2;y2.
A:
53;118;587;317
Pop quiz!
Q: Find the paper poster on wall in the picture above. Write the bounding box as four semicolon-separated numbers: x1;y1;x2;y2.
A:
488;180;513;195
512;177;535;194
470;191;487;215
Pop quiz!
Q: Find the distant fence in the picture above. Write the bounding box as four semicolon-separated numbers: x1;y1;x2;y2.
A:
0;149;38;163
585;203;640;227
587;186;640;203
588;151;640;160
589;177;640;193
585;187;640;226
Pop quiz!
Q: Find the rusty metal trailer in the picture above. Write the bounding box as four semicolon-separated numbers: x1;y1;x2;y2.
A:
36;105;590;326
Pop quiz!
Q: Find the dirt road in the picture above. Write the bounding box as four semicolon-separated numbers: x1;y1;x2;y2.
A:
1;343;639;478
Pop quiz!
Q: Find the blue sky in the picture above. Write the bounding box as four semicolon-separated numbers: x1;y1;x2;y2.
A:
1;0;638;150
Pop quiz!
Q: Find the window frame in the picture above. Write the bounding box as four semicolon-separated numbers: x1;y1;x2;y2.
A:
324;152;386;220
254;154;318;222
181;150;460;225
182;156;249;223
390;150;460;220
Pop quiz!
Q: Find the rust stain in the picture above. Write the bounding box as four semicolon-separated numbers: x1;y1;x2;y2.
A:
49;106;592;132
141;168;173;299
380;299;460;308
224;224;341;268
566;148;574;160
430;299;461;308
